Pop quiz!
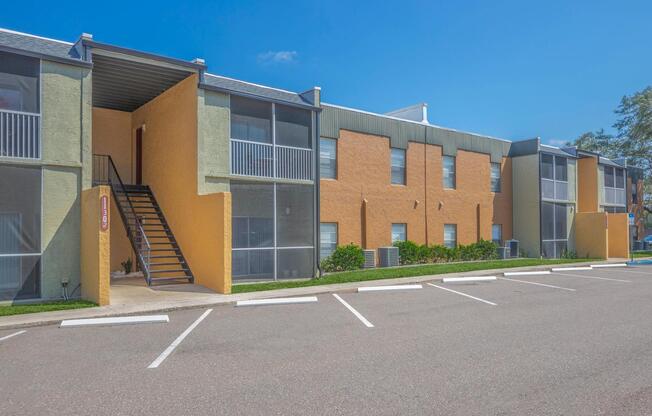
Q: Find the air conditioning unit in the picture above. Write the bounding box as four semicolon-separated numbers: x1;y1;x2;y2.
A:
363;250;376;268
496;246;509;259
378;246;399;267
506;240;520;258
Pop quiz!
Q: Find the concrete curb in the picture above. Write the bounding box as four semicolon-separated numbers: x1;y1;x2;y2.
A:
0;259;626;330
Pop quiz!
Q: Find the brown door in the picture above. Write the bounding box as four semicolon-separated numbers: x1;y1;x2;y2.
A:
136;127;143;185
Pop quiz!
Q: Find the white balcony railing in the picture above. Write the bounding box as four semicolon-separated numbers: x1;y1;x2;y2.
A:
230;139;274;178
275;145;312;181
230;139;313;181
0;110;41;159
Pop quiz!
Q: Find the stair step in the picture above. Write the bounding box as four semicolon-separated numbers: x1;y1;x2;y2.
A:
150;242;175;245
149;262;184;266
148;276;193;283
150;255;184;259
150;248;181;252
150;268;190;274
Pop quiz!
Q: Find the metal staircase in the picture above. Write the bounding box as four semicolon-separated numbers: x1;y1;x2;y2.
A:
92;154;194;285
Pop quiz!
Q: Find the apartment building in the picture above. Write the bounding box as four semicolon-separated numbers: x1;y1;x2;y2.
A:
0;28;642;304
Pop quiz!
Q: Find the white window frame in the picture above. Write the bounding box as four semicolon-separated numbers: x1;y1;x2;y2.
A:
319;223;338;260
443;156;456;189
319;137;337;180
391;148;406;185
391;223;407;243
443;224;457;248
490;162;501;192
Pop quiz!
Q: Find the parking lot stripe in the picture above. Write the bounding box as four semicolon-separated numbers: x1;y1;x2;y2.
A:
442;276;497;283
612;269;651;275
60;315;169;328
551;266;593;272
591;263;628;268
426;283;497;306
148;308;213;369
358;284;423;292
503;270;551;276
555;272;631;283
236;296;318;307
333;294;374;328
500;277;576;291
0;330;26;342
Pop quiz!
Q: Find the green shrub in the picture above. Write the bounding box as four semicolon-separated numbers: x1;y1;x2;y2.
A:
474;239;500;260
320;243;365;273
394;240;429;265
561;249;577;259
430;244;450;262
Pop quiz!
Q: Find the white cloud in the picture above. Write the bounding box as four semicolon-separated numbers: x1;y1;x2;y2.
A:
545;138;568;147
257;50;298;65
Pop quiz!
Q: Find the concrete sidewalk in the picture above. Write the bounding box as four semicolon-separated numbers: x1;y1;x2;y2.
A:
0;259;626;330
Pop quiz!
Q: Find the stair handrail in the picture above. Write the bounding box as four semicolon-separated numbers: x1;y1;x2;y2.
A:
92;154;151;283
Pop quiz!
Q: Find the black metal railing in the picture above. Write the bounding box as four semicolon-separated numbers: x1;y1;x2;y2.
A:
92;154;151;284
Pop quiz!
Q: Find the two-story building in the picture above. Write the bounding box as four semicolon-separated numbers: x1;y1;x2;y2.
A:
0;28;642;305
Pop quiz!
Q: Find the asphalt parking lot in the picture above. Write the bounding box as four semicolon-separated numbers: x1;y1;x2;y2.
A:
2;264;652;415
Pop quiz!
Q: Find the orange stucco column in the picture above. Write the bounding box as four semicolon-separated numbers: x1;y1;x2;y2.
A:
607;213;630;258
81;186;111;306
575;212;608;259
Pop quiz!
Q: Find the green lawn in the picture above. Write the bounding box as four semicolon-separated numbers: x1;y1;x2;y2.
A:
232;258;593;294
632;251;652;259
0;300;96;317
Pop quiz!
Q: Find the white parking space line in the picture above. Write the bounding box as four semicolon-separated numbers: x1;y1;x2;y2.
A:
60;315;169;328
0;330;26;342
504;270;551;276
236;297;318;307
591;263;628;268
611;269;652;276
500;277;576;291
442;276;497;283
426;283;497;306
148;309;213;369
332;294;374;328
555;272;631;283
358;284;422;292
552;266;593;272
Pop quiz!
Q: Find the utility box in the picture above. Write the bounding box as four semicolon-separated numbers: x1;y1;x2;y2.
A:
496;246;509;259
363;250;376;268
506;240;520;258
378;247;399;267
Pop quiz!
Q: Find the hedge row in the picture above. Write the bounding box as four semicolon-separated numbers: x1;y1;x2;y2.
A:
319;240;499;272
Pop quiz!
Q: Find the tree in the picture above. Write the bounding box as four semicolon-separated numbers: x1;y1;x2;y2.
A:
566;129;617;157
613;86;652;174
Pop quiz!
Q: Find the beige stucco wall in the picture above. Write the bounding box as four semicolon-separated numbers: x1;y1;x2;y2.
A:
597;164;605;208
197;88;230;194
511;154;540;257
131;75;232;293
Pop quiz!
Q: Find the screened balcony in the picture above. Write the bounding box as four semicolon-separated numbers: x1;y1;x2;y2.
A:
0;51;41;160
229;95;314;181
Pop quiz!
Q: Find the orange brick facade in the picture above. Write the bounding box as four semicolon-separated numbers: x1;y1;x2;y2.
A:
320;129;513;249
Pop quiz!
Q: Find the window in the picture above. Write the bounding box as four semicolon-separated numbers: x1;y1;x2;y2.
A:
320;223;337;260
492;224;502;245
490;163;501;192
443;156;456;189
320;138;337;179
541;154;569;201
391;148;406;185
231;181;315;281
615;168;625;189
541;154;554;180
444;224;457;248
541;201;569;258
275;104;312;149
230;96;272;144
554;156;568;181
604;166;614;188
0;164;41;300
391;223;406;243
0;51;40;113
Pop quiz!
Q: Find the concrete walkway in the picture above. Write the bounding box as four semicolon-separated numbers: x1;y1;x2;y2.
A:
0;259;628;330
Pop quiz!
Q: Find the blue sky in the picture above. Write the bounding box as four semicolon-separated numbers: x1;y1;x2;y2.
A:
2;0;650;145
